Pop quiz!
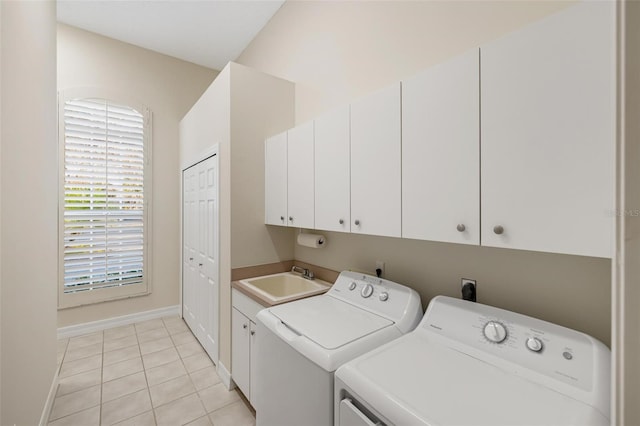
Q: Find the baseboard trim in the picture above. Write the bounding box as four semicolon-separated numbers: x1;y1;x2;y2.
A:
57;305;181;339
217;361;235;391
39;370;58;426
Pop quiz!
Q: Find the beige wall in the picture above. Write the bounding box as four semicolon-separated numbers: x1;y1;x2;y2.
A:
238;0;574;123
57;24;217;327
616;0;640;423
1;1;58;424
236;0;612;345
180;61;294;373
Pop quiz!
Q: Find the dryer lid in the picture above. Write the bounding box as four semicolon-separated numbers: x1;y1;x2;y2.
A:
269;295;394;350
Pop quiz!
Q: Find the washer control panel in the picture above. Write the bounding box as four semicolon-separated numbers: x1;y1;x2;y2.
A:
328;271;422;333
420;296;610;395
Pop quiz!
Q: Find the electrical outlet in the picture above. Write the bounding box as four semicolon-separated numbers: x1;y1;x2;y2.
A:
461;278;476;289
375;260;385;277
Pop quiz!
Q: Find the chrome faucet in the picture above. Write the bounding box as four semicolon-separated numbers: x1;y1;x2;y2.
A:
291;265;315;280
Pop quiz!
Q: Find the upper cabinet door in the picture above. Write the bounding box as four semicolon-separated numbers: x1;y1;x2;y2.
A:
264;132;287;226
402;49;480;245
314;105;350;233
287;121;315;228
481;1;615;258
351;83;402;237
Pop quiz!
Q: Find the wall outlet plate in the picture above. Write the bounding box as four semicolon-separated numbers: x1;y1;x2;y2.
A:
461;278;476;289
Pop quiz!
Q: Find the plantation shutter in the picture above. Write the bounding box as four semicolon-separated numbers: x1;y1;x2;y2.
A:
63;98;146;294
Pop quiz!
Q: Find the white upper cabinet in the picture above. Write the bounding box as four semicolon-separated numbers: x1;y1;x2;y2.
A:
402;49;480;245
314;105;350;233
481;1;615;258
264;131;287;226
350;82;402;237
287;121;315;228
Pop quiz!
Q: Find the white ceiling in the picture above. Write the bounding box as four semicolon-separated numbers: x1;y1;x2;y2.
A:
57;0;285;70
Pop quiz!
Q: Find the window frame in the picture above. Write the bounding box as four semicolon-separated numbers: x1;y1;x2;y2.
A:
58;88;153;309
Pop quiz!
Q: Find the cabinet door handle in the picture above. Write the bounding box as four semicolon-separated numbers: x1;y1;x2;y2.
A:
250;330;255;336
189;257;194;261
199;263;203;267
493;225;504;235
243;324;247;329
289;216;294;222
339;219;344;225
456;224;466;232
354;219;360;226
280;216;285;221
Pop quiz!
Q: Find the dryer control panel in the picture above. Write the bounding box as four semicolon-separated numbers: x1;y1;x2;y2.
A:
328;271;423;334
419;296;610;415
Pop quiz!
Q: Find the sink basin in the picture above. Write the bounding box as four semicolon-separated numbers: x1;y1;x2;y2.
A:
239;272;330;304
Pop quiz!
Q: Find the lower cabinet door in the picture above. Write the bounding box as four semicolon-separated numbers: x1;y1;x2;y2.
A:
231;308;251;398
249;320;257;405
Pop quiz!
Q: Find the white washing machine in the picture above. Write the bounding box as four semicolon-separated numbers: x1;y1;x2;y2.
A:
254;271;422;426
335;296;611;426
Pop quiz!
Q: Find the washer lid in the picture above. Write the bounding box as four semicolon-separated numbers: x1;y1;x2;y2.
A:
269;295;394;350
337;332;609;426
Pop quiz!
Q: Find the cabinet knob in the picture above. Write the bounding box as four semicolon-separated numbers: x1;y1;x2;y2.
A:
354;219;360;226
189;257;194;261
251;330;255;336
339;219;344;225
289;216;294;222
456;224;466;232
199;263;203;267
493;225;504;235
243;324;247;329
280;216;284;222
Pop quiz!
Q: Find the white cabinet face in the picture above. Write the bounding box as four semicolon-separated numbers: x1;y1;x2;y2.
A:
481;1;614;258
265;132;288;226
287;121;315;228
314;105;350;233
402;49;480;245
350;82;402;237
231;307;251;398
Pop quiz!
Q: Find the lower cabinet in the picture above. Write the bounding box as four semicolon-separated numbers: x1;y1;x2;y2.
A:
231;288;264;406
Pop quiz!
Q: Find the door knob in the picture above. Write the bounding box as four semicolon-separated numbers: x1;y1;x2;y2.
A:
456;224;466;232
493;225;504;235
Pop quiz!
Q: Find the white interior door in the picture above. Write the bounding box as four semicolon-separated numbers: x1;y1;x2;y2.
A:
182;153;219;363
182;166;198;327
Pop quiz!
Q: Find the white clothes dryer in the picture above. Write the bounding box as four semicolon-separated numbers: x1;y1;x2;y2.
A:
254;271;422;426
335;295;611;426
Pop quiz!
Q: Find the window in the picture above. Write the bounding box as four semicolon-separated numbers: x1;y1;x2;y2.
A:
58;91;152;308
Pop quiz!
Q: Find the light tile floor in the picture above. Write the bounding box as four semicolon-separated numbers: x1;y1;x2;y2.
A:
50;316;255;426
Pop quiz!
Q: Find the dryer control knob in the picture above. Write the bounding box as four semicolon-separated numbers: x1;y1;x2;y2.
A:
361;283;374;298
348;282;357;291
526;337;543;352
483;321;508;343
379;292;389;301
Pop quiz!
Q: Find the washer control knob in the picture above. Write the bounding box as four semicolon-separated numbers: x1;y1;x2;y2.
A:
348;282;357;291
361;283;374;298
379;292;389;302
526;337;543;352
483;321;508;343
